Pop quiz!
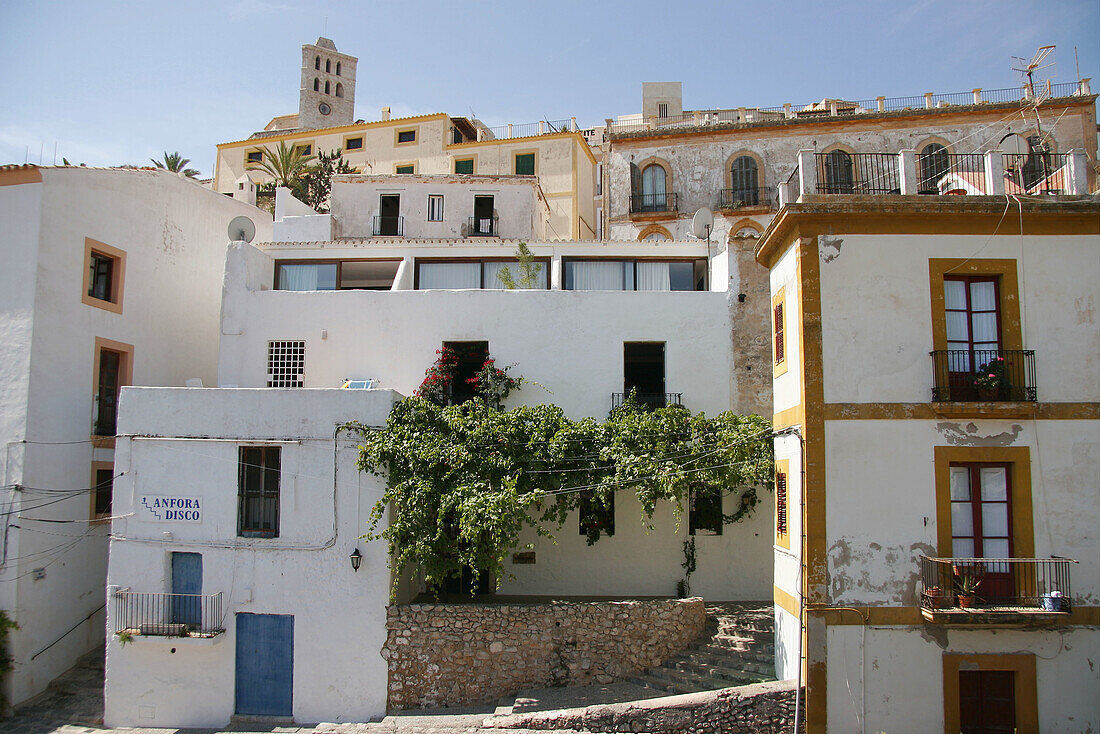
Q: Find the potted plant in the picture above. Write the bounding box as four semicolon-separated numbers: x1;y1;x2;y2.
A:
973;356;1009;401
953;563;985;608
924;585;954;609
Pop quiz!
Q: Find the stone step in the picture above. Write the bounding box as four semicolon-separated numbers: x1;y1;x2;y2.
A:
683;646;775;669
635;666;729;694
695;634;774;652
665;658;774;684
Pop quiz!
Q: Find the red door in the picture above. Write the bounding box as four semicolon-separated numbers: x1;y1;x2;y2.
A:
959;670;1015;733
944;276;1001;400
950;464;1014;603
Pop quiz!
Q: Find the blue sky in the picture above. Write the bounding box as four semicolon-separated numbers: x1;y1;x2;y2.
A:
1;0;1097;177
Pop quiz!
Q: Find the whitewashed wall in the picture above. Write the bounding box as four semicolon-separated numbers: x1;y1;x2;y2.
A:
105;387;396;728
0;168;270;707
825;625;1098;734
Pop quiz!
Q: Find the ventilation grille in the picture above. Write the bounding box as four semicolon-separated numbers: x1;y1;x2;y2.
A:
267;341;305;388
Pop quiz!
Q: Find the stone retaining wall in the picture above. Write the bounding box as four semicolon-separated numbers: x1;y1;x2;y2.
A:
383;597;706;709
485;679;802;733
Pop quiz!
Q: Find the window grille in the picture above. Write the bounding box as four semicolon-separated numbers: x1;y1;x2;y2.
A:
267;341;305;388
774;303;785;364
776;472;788;536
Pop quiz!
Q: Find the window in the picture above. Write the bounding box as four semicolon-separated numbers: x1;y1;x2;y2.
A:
267;341;305;388
624;342;665;406
959;670;1016;733
313;78;319;92
772;289;787;375
821;149;854;193
943;276;1001;399
1021;134;1052;190
314;56;320;70
395;164;415;174
563;259;705;291
427;194;444;222
730;156;760;205
514;153;535;175
639;164;667;210
454;158;474;175
943;654;1037;734
774;460;790;548
324;80;330;95
277;262;337;290
377;194;401;235
277;260;400;291
91;463;113;520
296;144;312;156
335;61;341;76
345;137;363;150
416;260;548;290
689;487;722;535
658;102;668;118
442;341;488;404
949;464;1012;559
247;151;263;163
579;491;614;538
325;59;331;73
238;446;280;537
335;83;343;98
918;143;950;193
596;163;603;195
83;239;126;313
93;339;132;438
396;129;416;144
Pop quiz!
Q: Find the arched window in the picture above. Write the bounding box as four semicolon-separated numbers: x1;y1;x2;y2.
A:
1021;135;1053;191
918;143;950;194
640;164;667;211
822;150;853;194
335;83;344;98
324;80;330;95
325;59;331;73
313;78;319;92
335;62;341;76
730;156;760;205
314;56;320;70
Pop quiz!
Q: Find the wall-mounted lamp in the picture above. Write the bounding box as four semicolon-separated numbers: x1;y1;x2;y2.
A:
349;548;362;572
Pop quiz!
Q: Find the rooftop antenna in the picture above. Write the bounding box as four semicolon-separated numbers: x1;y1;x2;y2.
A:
1012;45;1056;138
228;215;256;244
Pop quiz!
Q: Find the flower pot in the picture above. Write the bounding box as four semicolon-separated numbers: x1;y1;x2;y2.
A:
1040;594;1066;612
957;594;979;609
977;387;998;401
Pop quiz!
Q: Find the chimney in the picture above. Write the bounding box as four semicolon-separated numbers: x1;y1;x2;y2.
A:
381;107;391;121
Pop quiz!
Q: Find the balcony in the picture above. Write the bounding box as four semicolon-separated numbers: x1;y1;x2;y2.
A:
467;216;499;237
630;192;679;215
930;349;1037;402
113;591;225;639
717;187;775;210
919;556;1075;623
612;392;683;411
372;215;404;237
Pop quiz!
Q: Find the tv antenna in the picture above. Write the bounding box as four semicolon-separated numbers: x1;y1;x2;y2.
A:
1012;45;1056;138
228;215;256;244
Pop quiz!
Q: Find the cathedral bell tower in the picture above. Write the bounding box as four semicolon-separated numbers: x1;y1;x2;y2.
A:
298;37;357;129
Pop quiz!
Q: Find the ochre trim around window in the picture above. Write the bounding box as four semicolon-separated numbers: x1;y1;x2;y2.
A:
928;258;1022;353
637;224;672;241
772;288;788;377
90;460;114;522
91;337;134;447
394;127;419;146
394;161;417;174
82;238;126;314
942;653;1038;734
933;446;1034;558
774;458;790;549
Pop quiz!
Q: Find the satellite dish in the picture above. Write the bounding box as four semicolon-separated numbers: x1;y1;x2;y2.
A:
998;133;1030;157
690;207;714;240
228;216;256;243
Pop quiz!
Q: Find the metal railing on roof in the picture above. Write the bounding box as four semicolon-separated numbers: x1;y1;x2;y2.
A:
485;119;572;140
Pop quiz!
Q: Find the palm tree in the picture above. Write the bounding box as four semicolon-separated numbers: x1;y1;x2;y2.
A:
151;151;201;178
245;141;316;188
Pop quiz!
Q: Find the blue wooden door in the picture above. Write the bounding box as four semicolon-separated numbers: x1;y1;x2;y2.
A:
170;552;202;626
235;613;294;717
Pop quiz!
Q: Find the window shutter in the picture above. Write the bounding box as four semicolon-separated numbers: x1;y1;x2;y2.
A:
776;472;788;536
774;303;785;364
630;162;640;197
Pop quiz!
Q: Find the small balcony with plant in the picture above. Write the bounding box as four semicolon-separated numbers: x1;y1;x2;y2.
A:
112;590;226;642
919;556;1075;623
930;350;1037;402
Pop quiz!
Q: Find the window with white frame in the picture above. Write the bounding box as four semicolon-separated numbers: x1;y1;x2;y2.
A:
267;341;305;387
427;194;444;222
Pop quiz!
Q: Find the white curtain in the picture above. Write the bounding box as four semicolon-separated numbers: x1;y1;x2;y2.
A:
418;262;481;289
280;264;320;291
571;262;624;290
483;261;545;289
636;262;671;291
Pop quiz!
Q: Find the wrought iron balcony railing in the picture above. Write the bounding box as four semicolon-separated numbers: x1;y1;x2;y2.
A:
629;192;679;214
113;591;225;638
612;392;683;411
467;216;499;237
372;215;404;237
930;349;1036;402
920;556;1074;620
717;187;775;210
816;152;901;194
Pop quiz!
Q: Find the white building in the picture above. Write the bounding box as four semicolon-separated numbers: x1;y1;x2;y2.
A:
758;156;1098;732
0;164;270;708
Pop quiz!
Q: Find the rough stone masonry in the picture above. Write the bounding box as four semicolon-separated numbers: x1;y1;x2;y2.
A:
383;598;706;709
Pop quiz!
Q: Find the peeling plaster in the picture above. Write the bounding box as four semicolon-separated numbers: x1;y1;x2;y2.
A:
828;539;935;605
920;624;950;649
820;234;843;263
934;421;1023;446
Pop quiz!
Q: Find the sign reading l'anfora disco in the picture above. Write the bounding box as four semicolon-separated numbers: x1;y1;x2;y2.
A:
139;495;203;522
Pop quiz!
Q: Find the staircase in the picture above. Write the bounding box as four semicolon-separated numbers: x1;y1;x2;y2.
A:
632;602;775;694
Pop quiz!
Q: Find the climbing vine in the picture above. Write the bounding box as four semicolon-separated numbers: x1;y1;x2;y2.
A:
353;389;773;597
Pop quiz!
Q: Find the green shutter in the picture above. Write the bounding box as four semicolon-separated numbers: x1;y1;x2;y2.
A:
396;165;414;174
455;159;474;174
515;153;535;175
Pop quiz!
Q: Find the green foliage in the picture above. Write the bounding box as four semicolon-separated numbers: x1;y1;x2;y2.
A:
295;148;355;212
496;242;544;289
354;396;773;598
115;630;134;646
414;346;524;409
246;140;316;188
151;151;200;178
